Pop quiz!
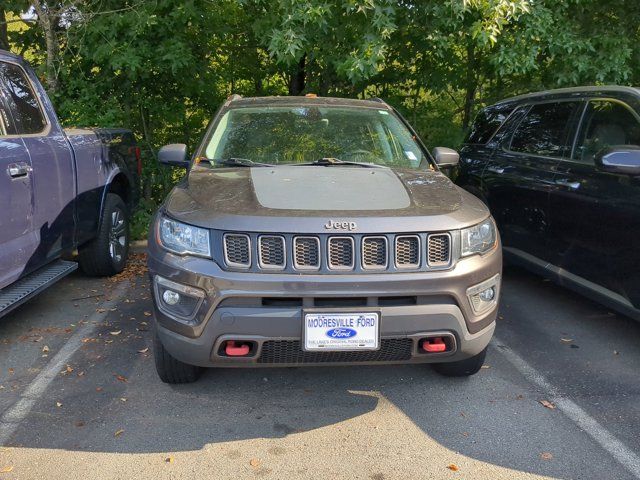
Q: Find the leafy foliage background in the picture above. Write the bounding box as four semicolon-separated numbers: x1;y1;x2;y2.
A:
2;0;639;237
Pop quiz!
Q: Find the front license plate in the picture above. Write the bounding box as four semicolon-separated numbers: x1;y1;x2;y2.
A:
304;312;379;351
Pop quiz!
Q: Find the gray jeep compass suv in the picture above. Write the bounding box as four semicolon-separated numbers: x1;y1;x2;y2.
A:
147;95;502;383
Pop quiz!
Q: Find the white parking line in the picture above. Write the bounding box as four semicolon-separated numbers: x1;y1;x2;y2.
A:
0;282;128;445
493;335;640;479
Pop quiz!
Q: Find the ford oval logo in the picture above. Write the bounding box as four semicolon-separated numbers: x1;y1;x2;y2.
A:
326;328;357;339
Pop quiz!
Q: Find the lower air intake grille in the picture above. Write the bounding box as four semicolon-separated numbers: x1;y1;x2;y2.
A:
427;234;451;267
395;235;420;268
328;237;354;270
258;235;285;269
224;234;250;267
257;339;413;364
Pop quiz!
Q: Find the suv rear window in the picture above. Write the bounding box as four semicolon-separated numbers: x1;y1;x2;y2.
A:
510;101;579;158
466;105;513;144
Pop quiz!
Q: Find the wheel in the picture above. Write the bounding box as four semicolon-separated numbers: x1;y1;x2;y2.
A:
153;333;202;384
78;193;129;276
433;347;487;377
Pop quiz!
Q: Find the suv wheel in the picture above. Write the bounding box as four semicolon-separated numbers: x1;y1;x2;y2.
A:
78;193;129;276
154;333;202;384
433;347;487;377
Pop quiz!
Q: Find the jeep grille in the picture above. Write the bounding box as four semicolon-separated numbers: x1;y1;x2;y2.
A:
220;232;453;273
258;235;285;269
223;234;251;268
395;235;420;268
362;237;387;269
328;237;355;270
427;233;451;267
294;237;320;270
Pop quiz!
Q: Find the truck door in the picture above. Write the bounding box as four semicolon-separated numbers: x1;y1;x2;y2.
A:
0;80;36;289
0;61;75;268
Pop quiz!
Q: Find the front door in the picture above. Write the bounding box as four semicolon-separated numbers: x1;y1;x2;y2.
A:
483;101;580;262
0;91;35;289
548;98;640;308
0;60;75;269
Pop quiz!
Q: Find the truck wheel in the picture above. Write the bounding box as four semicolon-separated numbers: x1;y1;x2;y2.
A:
154;333;202;384
433;347;487;377
78;193;129;276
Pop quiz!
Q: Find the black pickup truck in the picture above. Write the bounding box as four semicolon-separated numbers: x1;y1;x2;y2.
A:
0;50;139;317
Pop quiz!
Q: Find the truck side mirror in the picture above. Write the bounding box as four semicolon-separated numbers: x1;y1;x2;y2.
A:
432;147;460;167
158;144;189;168
595;146;640;176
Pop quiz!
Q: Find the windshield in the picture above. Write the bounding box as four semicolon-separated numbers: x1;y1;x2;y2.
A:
202;105;426;169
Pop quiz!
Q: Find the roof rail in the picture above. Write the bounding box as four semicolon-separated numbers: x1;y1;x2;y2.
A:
370;97;387;104
225;94;243;105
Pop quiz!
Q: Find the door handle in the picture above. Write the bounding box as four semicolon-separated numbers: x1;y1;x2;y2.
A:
555;179;581;190
487;166;504;174
7;163;31;178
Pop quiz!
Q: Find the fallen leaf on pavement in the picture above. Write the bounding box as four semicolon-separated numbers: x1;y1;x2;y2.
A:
614;350;619;355
76;421;85;427
165;456;174;463
66;365;73;373
540;452;553;460
115;374;128;383
96;308;106;313
114;429;124;437
143;311;152;317
447;464;459;471
249;459;260;468
560;338;573;343
1;466;13;473
539;400;556;409
56;402;62;408
120;398;127;402
480;365;491;369
42;345;50;353
137;348;149;354
110;330;122;336
96;387;103;392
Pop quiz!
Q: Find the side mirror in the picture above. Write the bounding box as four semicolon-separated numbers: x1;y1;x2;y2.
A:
432;147;460;167
158;144;189;168
595;146;640;175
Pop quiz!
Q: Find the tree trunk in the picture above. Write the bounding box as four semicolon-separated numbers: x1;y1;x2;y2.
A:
0;10;9;51
462;41;478;132
288;54;306;95
32;2;59;95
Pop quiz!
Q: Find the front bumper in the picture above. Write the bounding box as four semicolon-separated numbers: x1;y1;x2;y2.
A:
147;240;501;368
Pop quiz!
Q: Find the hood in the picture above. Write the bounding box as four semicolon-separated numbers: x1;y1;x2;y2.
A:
164;165;488;233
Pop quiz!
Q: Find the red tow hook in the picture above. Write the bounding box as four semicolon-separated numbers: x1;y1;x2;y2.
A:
225;341;250;356
422;337;446;353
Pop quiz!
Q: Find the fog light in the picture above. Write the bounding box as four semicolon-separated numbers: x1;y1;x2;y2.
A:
153;275;206;324
162;290;181;306
467;274;500;315
479;287;495;302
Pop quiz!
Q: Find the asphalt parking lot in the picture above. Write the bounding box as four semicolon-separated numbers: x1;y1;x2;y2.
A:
0;255;639;479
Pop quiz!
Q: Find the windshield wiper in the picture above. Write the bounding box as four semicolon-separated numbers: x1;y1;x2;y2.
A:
209;157;273;167
295;157;380;168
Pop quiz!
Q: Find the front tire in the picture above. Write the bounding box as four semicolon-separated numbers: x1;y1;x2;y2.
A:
433;348;487;377
78;193;129;276
154;333;202;384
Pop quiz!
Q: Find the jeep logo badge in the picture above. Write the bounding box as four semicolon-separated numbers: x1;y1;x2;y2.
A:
324;220;357;231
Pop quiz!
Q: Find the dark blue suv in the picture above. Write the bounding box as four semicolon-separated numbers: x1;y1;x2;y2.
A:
456;86;640;320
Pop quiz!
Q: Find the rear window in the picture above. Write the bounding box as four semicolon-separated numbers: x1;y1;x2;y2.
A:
466;105;513;144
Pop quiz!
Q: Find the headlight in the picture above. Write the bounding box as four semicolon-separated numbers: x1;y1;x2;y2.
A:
158;215;211;257
461;218;497;257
